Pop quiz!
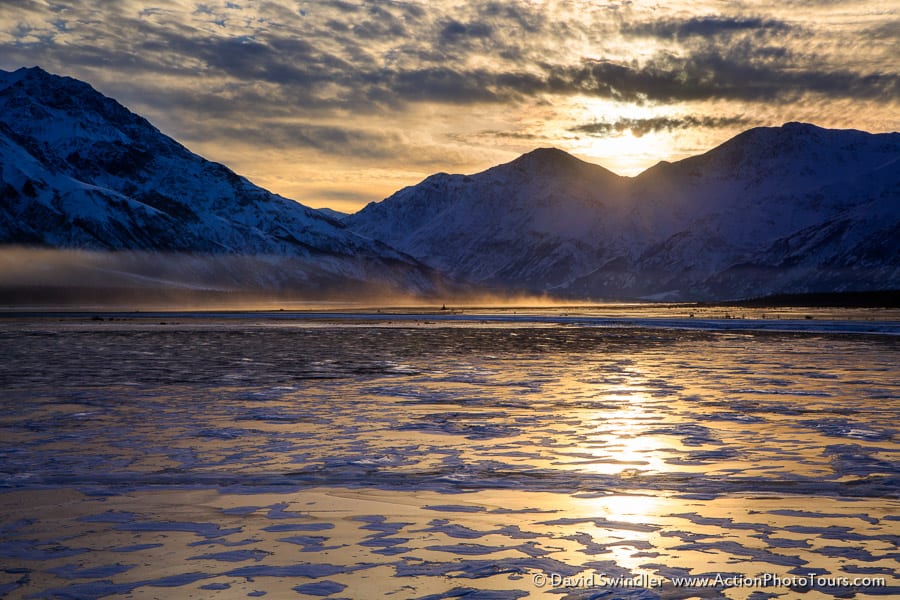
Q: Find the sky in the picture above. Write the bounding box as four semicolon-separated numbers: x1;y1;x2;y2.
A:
1;1;897;213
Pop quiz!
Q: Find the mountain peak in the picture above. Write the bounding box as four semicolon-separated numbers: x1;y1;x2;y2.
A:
0;65;171;154
522;147;576;159
16;65;52;77
662;121;900;187
779;121;823;132
3;65;85;91
0;66;47;90
1;65;49;79
0;67;440;297
739;121;872;145
512;147;584;168
348;123;898;300
503;147;621;180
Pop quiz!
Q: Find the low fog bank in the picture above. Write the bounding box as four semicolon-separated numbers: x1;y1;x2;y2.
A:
0;247;437;309
5;248;897;312
0;247;563;310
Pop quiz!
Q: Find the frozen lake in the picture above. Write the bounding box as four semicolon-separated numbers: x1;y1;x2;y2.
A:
0;309;898;599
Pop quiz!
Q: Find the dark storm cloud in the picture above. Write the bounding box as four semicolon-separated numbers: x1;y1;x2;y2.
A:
621;16;796;39
570;115;754;137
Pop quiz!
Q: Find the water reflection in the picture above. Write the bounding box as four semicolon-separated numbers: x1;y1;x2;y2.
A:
0;317;897;598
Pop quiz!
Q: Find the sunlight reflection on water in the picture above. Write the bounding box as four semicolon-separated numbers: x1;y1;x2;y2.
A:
0;312;897;598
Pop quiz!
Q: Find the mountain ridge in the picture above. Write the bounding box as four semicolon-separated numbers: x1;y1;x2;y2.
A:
346;122;899;300
0;66;442;299
2;66;897;302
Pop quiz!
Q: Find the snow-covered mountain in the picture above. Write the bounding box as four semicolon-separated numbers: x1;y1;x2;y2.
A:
347;149;627;288
315;207;349;222
0;66;438;297
3;67;895;302
347;123;900;300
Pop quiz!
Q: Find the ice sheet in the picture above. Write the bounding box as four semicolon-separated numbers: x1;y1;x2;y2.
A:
0;312;897;598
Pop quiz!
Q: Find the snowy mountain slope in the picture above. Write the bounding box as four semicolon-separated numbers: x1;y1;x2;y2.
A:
347;148;628;288
315;207;349;221
626;123;900;246
704;156;900;298
565;155;900;299
0;67;438;295
347;123;900;300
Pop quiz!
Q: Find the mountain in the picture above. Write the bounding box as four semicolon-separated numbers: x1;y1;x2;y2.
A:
3;66;895;303
0;66;439;299
346;123;900;300
315;208;349;222
346;149;628;288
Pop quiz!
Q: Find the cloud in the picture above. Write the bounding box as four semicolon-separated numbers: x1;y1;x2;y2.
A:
439;19;494;44
864;20;900;41
551;42;899;103
208;121;406;159
0;0;896;209
2;1;895;111
621;16;796;39
469;130;542;141
570;116;755;137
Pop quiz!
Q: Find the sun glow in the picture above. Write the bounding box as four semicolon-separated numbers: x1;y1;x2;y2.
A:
569;130;675;176
557;97;687;176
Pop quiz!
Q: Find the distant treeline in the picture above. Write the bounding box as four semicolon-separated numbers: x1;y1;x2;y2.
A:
720;290;900;308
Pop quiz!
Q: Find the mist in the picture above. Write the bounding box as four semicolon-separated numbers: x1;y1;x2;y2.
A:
0;247;423;310
0;246;577;311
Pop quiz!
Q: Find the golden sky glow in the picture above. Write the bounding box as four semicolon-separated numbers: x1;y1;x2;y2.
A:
1;1;897;212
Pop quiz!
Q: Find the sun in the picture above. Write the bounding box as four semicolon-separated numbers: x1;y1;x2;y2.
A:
567;129;673;176
559;98;678;176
